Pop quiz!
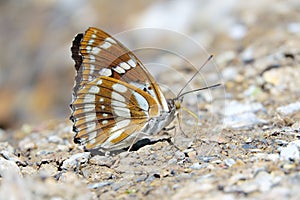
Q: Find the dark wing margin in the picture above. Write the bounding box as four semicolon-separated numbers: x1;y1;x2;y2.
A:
71;33;84;97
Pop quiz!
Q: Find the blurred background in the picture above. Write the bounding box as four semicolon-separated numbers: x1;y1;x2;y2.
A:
0;0;299;129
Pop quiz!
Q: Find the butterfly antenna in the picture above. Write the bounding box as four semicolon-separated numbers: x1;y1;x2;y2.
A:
177;83;221;99
177;55;213;98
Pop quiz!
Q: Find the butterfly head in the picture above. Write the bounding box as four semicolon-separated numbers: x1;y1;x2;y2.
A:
167;96;183;114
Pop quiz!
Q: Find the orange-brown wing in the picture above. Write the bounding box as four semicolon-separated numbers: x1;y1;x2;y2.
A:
71;27;168;111
71;76;160;150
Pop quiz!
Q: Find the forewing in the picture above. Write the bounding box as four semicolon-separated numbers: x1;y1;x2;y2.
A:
71;27;168;111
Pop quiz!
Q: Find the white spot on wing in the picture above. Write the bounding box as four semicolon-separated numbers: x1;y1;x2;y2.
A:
113;107;131;118
90;64;95;74
111;100;127;108
86;46;91;52
89;55;95;62
100;42;111;49
84;94;95;103
99;68;112;76
91;34;97;38
112;83;127;93
129;82;145;90
87;122;96;132
109;120;131;137
119;62;131;70
84;105;95;112
102;120;108;125
103;113;108;117
112;91;125;102
97;79;102;85
105;37;117;44
132;91;149;111
99;98;104;102
113;66;125;74
92;47;101;54
88;39;95;45
89;86;100;94
88;131;97;144
127;59;136;68
107;129;123;143
85;112;96;122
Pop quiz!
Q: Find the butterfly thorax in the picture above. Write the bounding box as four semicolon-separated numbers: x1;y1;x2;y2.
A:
139;98;179;137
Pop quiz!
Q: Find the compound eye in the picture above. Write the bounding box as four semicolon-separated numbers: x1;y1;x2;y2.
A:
175;101;181;109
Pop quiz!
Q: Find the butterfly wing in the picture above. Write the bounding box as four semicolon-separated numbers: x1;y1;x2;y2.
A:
70;27;169;151
71;27;169;111
72;76;160;151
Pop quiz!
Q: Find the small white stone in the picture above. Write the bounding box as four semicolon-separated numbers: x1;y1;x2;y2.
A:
61;152;91;170
280;142;300;161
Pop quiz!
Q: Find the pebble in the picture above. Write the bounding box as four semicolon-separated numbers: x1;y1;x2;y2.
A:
279;142;300;161
225;100;265;116
276;101;300;116
254;171;281;192
0;158;30;200
174;151;185;160
222;67;239;81
0;157;22;178
88;181;112;189
39;163;58;176
229;23;247;40
189;162;202;170
47;135;64;144
198;155;218;163
224;158;236;167
18;137;36;151
89;155;115;167
61;152;91;171
0;150;26;166
242;143;257;149
225;171;279;194
287;22;300;33
243;85;261;97
223;100;268;129
0;142;15;153
167;158;177;165
216;51;236;65
224;112;267;129
253;153;280;162
241;47;254;64
290;140;300;148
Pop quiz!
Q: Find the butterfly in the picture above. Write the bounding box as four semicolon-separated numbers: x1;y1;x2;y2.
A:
70;27;216;154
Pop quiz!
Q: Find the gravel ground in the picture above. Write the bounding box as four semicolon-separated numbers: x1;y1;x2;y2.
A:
0;1;299;200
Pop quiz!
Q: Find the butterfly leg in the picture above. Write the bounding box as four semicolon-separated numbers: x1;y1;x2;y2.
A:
181;107;199;136
126;131;150;152
127;133;140;152
171;107;199;150
177;109;188;137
